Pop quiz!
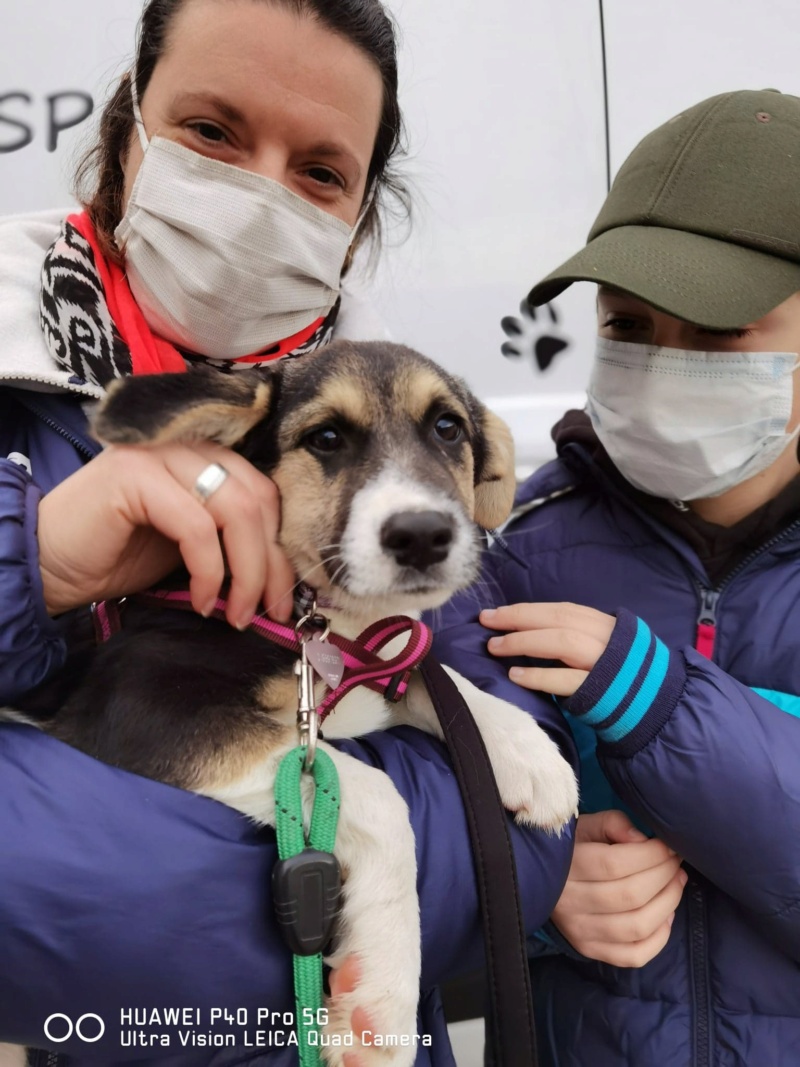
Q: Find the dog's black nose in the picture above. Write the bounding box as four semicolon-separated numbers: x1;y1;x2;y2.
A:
381;511;455;570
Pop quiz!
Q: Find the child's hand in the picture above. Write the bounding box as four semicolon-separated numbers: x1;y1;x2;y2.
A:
551;811;687;967
481;602;615;697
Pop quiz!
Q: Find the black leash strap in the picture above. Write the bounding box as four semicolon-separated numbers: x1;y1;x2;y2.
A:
419;658;538;1067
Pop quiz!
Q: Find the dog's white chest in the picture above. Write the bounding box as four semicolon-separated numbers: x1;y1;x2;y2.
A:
320;684;393;739
310;623;409;740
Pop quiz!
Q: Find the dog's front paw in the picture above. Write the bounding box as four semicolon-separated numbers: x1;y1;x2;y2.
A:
321;970;419;1067
435;668;579;834
493;718;578;832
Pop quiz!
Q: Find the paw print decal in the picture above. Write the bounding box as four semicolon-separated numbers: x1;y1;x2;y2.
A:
501;300;571;372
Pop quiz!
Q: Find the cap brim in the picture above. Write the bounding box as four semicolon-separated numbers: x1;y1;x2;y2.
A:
527;225;800;329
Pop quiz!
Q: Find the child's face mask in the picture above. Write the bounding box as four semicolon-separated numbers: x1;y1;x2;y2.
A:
587;337;800;501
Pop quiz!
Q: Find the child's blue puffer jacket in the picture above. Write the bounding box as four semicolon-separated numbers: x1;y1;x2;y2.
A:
436;437;800;1067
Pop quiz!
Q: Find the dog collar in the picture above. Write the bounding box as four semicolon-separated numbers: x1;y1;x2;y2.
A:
295;581;336;614
91;592;432;723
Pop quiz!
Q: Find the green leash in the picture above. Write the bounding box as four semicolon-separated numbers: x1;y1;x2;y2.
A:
274;746;341;1065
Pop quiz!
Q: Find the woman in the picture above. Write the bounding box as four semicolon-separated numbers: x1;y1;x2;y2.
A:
0;0;576;1063
435;88;800;1065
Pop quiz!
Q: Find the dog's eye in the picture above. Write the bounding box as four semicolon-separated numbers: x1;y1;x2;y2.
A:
433;414;464;444
304;426;343;454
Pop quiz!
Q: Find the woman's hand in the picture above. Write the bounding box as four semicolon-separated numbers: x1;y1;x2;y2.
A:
551;810;687;967
37;441;296;625
481;601;616;697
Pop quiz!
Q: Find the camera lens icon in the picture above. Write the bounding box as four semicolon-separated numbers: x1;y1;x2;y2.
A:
44;1013;105;1043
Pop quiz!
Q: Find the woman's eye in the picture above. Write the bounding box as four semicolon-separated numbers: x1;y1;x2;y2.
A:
433;414;464;444
304;426;343;454
305;166;344;188
187;122;228;144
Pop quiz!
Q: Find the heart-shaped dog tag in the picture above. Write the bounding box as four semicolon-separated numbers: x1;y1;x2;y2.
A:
305;637;345;690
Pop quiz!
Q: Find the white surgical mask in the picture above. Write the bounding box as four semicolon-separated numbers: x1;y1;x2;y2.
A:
587;337;800;500
114;83;362;359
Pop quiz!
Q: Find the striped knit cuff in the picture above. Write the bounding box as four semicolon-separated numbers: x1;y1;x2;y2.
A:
562;609;685;758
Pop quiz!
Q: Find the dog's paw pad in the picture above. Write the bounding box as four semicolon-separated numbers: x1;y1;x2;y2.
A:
512;754;579;833
501;300;570;372
320;997;418;1067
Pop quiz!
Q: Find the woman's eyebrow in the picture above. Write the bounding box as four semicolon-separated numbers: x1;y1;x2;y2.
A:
171;91;247;125
305;142;363;182
168;94;363;179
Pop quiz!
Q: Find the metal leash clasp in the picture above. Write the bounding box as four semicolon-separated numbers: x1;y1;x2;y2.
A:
294;599;330;770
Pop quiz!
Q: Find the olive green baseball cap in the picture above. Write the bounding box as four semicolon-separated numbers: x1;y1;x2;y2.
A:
528;89;800;328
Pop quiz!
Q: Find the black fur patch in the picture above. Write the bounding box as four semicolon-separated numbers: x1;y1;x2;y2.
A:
22;601;293;789
91;366;269;445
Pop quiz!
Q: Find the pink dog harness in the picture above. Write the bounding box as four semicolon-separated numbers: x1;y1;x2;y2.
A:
92;591;433;724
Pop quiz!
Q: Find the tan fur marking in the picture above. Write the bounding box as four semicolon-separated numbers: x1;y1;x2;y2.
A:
281;376;373;446
193;673;296;791
148;381;272;447
256;672;300;717
390;363;480;518
473;407;516;529
392;366;470;426
271;450;347;593
451;450;477;517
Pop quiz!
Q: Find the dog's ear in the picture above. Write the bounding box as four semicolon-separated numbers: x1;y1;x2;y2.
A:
472;404;516;530
90;367;274;448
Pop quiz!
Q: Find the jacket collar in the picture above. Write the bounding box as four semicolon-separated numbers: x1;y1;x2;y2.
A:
0;209;104;399
515;436;800;588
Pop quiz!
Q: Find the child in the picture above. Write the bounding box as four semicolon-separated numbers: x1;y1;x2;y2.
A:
434;88;800;1066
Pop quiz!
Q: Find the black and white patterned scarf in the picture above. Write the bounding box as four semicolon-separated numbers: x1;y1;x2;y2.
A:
39;217;339;389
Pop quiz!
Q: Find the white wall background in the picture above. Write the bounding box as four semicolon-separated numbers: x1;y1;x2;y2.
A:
3;0;800;470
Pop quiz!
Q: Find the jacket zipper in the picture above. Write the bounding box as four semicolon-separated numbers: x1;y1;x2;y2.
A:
25;408;98;462
693;517;800;658
687;516;800;1061
694;588;719;658
687;878;712;1067
34;411;96;458
0;370;103;400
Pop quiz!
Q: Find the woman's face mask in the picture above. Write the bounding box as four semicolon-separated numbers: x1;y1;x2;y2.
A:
114;2;383;359
116;118;357;359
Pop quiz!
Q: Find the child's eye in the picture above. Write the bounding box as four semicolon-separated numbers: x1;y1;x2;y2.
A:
603;316;640;331
698;327;753;339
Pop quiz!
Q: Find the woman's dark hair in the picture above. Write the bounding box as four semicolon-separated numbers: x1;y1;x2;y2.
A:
75;0;409;264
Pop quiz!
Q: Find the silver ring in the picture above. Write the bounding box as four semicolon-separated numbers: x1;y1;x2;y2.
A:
193;462;229;505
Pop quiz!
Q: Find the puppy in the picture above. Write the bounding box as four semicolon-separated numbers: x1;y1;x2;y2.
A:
8;341;577;1067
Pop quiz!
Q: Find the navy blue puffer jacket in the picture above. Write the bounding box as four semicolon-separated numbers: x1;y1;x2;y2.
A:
435;439;800;1067
0;385;576;1066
